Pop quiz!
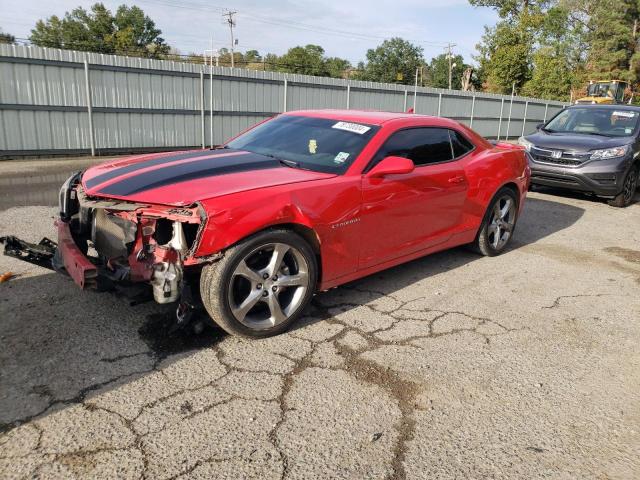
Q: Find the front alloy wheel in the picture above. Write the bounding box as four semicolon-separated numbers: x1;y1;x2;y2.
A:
200;230;317;337
228;243;310;330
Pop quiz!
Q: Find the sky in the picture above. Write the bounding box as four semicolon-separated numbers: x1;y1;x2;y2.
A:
1;0;499;64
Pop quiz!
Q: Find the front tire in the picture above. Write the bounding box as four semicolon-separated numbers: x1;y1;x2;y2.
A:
200;229;317;338
607;164;638;208
474;188;518;257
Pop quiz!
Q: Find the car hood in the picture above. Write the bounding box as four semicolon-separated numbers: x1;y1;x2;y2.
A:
82;148;335;206
525;131;633;152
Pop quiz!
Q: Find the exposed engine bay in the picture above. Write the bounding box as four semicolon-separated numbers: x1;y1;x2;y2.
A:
58;171;208;306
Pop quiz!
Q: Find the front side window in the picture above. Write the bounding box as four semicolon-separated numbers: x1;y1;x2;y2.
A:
544;108;639;137
226;115;379;174
370;127;473;169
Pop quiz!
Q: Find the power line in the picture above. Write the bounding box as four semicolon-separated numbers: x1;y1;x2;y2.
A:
7;0;461;60
138;0;452;47
9;0;469;69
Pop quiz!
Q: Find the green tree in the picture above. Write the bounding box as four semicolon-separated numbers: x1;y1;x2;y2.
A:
356;38;424;84
324;56;351;78
471;0;640;98
243;50;261;63
263;53;279;69
521;5;585;100
427;53;468;89
468;0;532;18
267;45;350;77
111;5;169;57
277;44;327;76
522;47;574;100
476;21;533;93
585;0;639;82
0;30;16;44
30;3;170;58
471;0;555;94
216;48;244;67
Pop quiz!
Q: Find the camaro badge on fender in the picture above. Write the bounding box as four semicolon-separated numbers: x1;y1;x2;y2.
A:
331;218;361;229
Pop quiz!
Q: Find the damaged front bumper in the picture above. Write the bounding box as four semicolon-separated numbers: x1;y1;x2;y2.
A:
56;219;98;289
56;181;209;304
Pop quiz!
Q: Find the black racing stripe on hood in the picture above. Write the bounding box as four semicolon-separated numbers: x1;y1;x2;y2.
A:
84;149;235;189
96;152;281;196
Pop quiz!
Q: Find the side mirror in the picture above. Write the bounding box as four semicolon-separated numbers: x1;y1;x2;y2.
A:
366;156;415;178
536;123;544;130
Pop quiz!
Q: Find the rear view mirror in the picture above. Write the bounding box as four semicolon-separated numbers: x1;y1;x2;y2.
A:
536;123;544;130
366;156;415;178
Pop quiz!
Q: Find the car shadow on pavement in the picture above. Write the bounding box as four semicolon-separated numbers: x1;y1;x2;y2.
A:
293;195;586;332
510;194;587;245
531;184;640;207
0;196;584;433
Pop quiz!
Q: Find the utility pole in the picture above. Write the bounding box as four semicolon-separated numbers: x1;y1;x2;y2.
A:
222;10;237;68
446;42;457;90
203;37;218;68
211;37;220;67
413;66;423;112
413;67;419;112
631;19;638;75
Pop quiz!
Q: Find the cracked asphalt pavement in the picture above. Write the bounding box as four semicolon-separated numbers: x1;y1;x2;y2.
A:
1;158;639;479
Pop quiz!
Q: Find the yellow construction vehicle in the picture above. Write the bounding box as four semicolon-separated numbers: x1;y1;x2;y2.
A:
575;80;629;104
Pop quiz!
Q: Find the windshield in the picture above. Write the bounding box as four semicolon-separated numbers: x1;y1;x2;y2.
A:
226;115;379;174
544;108;639;137
587;83;615;98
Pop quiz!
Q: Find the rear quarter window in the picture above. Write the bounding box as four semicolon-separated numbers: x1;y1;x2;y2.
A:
449;130;474;157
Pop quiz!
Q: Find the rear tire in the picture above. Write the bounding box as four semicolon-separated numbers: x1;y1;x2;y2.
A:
607;164;638;208
200;229;317;338
474;188;518;257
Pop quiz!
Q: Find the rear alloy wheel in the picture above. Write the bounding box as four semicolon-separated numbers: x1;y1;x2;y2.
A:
200;230;317;337
475;188;518;256
608;165;638;208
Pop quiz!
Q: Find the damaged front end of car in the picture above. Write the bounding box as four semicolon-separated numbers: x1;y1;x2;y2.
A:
55;171;212;311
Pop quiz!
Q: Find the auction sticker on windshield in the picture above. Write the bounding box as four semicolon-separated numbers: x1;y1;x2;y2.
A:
332;121;371;134
613;111;637;118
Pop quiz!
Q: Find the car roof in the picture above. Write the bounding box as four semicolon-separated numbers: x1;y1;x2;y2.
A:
283;109;458;126
282;108;493;150
568;104;640;111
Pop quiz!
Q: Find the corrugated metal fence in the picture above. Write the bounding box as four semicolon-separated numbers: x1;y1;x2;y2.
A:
0;44;568;158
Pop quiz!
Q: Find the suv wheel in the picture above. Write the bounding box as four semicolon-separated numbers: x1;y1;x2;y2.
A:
608;164;638;208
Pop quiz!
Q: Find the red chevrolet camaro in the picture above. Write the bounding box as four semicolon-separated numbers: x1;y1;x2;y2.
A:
56;110;530;337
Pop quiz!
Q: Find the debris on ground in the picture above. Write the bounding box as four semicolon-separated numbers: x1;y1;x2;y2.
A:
0;271;14;283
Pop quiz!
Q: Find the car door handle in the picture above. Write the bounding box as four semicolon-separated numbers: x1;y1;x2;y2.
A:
448;175;465;184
